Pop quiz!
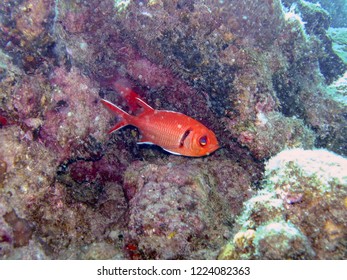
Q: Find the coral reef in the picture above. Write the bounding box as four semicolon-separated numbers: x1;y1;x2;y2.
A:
0;0;346;259
40;66;109;161
0;125;128;259
225;112;315;160
328;28;347;64
219;149;347;260
111;0;345;158
283;0;347;28
286;0;346;84
123;157;253;259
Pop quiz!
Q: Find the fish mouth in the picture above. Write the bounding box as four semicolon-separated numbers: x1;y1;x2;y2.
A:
213;143;221;151
206;144;221;155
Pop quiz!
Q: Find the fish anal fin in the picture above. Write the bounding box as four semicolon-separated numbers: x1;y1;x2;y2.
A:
137;134;155;144
162;147;183;156
137;141;155;145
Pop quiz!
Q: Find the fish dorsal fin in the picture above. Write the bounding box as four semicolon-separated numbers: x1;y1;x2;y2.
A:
113;81;140;113
135;97;154;114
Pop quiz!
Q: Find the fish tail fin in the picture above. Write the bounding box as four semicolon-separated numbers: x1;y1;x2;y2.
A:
100;99;132;134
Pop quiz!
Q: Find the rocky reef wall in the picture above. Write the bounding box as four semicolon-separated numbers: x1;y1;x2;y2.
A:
0;0;346;259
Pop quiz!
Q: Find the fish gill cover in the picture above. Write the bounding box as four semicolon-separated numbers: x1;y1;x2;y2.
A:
0;0;346;259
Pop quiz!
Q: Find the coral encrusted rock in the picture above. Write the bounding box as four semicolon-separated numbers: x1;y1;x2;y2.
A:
123;157;254;259
219;149;347;260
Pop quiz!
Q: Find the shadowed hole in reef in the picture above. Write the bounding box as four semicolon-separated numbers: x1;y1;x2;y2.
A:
272;71;306;118
55;136;107;206
56;165;104;206
158;30;236;117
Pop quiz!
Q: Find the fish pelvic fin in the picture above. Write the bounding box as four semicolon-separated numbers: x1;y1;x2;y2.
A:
101;99;132;134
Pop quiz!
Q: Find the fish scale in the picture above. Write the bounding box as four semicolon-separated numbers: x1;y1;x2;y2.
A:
136;112;187;147
101;91;219;157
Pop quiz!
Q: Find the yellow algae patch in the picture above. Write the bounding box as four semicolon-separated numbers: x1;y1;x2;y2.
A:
233;229;255;249
167;232;176;240
324;220;344;241
217;242;238;260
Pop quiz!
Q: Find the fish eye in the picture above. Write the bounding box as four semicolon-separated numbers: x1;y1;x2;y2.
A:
199;135;208;146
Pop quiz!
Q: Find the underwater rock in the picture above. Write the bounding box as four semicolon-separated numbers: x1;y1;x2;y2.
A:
14;0;53;42
11;75;48;120
0;0;346;260
40;66;110;161
0;160;6;187
27;180;127;259
3;210;33;248
0;50;41;127
4;240;48;260
44;0;346;158
123;157;253;259
273;5;347;156
225;111;315;160
109;0;344;158
294;0;346;83
0;125;127;259
282;0;347;28
0;0;56;75
114;0;285;115
219;149;347;260
0;125;57;258
328;28;347;65
327;71;347;105
81;242;123;260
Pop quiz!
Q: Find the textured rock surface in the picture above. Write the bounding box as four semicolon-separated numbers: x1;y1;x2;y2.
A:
123;157;254;259
0;0;346;259
219;149;347;260
283;0;347;28
0;125;128;259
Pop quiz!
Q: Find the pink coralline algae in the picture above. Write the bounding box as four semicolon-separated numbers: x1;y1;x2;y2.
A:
123;157;253;259
0;125;129;259
0;0;346;260
39;67;110;161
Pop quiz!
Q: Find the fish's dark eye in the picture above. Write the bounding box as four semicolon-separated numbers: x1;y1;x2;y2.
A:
199;136;207;146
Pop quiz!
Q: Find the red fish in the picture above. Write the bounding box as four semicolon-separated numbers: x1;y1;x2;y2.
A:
0;115;7;127
101;88;219;157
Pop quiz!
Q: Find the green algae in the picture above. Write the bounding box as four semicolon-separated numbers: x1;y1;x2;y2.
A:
327;28;347;65
114;0;131;13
